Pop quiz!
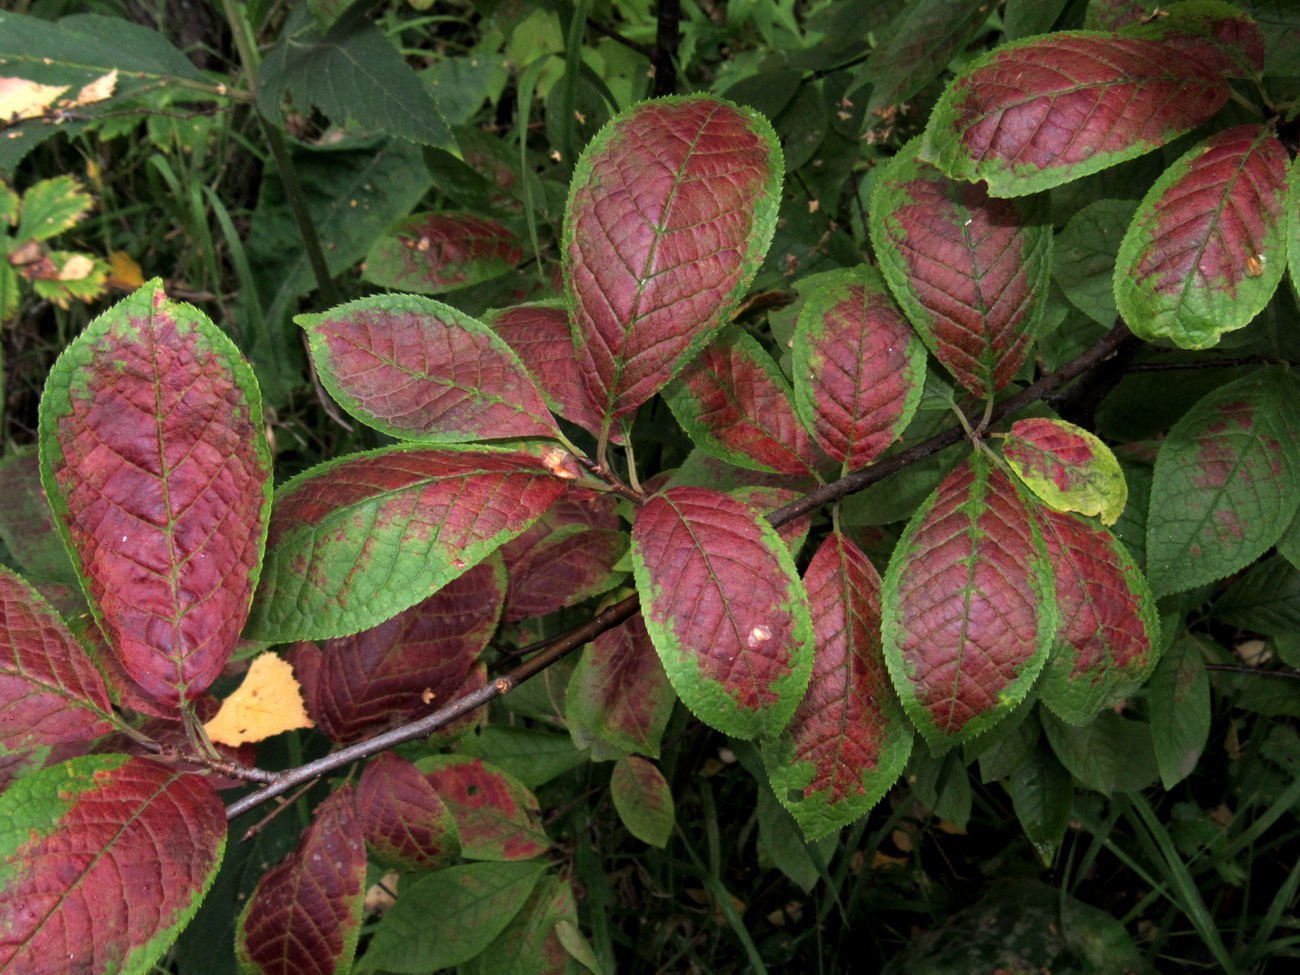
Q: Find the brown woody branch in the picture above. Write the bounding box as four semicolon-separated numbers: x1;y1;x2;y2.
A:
225;322;1139;823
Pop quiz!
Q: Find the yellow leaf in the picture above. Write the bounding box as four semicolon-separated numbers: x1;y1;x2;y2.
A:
204;653;314;746
107;250;144;289
0;77;68;123
70;69;117;107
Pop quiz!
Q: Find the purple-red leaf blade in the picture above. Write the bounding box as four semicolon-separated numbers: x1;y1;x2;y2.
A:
564;95;783;425
356;751;461;870
0;754;226;975
763;532;912;840
38;281;272;705
1115;125;1290;349
361;211;522;294
630;487;814;740
418;755;550;861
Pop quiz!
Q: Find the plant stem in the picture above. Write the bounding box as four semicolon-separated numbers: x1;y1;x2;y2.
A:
224;322;1140;823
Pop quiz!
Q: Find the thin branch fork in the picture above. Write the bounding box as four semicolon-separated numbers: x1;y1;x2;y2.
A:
225;322;1139;823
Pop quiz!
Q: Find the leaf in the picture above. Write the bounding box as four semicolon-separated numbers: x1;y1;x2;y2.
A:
791;266;927;472
610;756;675;848
1041;708;1158;795
0;76;66;121
255;9;452;148
246;444;564;642
236;786;366;975
298;293;559;443
921;31;1231;196
870;139;1051;399
503;525;628;623
358;861;547;974
15;175;93;243
1121;0;1267;77
0;754;225;974
0;448;79;592
203;653;313;747
0;565;114;754
1003;418;1128;525
1007;743;1074;866
563;95;783;427
1146;368;1300;598
881;454;1057;748
286;557;504;743
455;726;584;789
461;875;580;975
39;281;272;706
564;613;677;761
1212;555;1300;635
1053;198;1139;326
630;487;815;740
486;302;610;441
419;755;550;861
1115;125;1290;349
1035;507;1160;725
664;325;818;475
762;532;913;841
1147;634;1210;789
355;751;460;870
361;212;523;294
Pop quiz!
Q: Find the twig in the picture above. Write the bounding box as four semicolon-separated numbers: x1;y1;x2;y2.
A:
651;0;682;97
224;322;1140;824
1205;663;1300;679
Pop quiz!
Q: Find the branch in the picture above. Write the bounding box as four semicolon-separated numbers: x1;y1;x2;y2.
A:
225;322;1139;823
651;0;682;97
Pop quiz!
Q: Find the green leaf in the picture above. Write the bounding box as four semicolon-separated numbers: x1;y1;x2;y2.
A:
1146;368;1300;598
15;176;93;243
1053;198;1139;326
1007;742;1074;865
456;725;584;789
1212;555;1300;635
256;8;452;147
358;861;547;973
611;756;675;848
461;875;581;975
1147;634;1210;789
1041;708;1159;795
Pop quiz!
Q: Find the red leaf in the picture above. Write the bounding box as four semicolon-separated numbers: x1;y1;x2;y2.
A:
499;490;620;573
299;294;559;442
287;558;503;743
564;96;782;425
1123;3;1266;76
237;787;366;975
420;755;549;861
764;532;912;839
666;326;818;475
361;212;522;294
39;282;272;704
503;526;627;622
487;303;615;442
74;616;174;718
1116;125;1290;348
0;566;114;753
1035;508;1160;725
882;455;1056;746
247;445;565;642
870;141;1051;399
0;755;226;974
355;752;460;870
565;613;676;760
792;267;926;470
630;487;814;739
922;33;1230;196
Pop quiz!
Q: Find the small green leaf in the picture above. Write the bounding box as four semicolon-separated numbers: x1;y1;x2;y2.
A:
1007;743;1074;866
1148;634;1210;789
611;756;674;848
16;176;93;242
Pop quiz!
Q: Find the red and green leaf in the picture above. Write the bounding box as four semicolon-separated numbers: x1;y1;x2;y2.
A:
486;302;612;441
882;454;1057;747
246;444;565;642
630;487;814;740
361;211;522;294
0;754;226;974
1121;1;1267;77
1002;418;1128;525
1035;507;1160;725
563;95;783;427
503;525;628;622
921;32;1231;196
286;557;504;743
870;140;1051;400
763;532;913;840
1115;125;1290;349
564;613;677;760
236;786;366;975
419;755;550;861
460;874;579;975
298;293;560;443
665;326;818;476
0;566;114;754
1147;368;1300;597
610;756;675;848
38;281;272;705
791;266;927;472
355;751;460;870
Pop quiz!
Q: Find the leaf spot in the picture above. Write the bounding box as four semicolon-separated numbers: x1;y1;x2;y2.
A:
746;625;772;648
